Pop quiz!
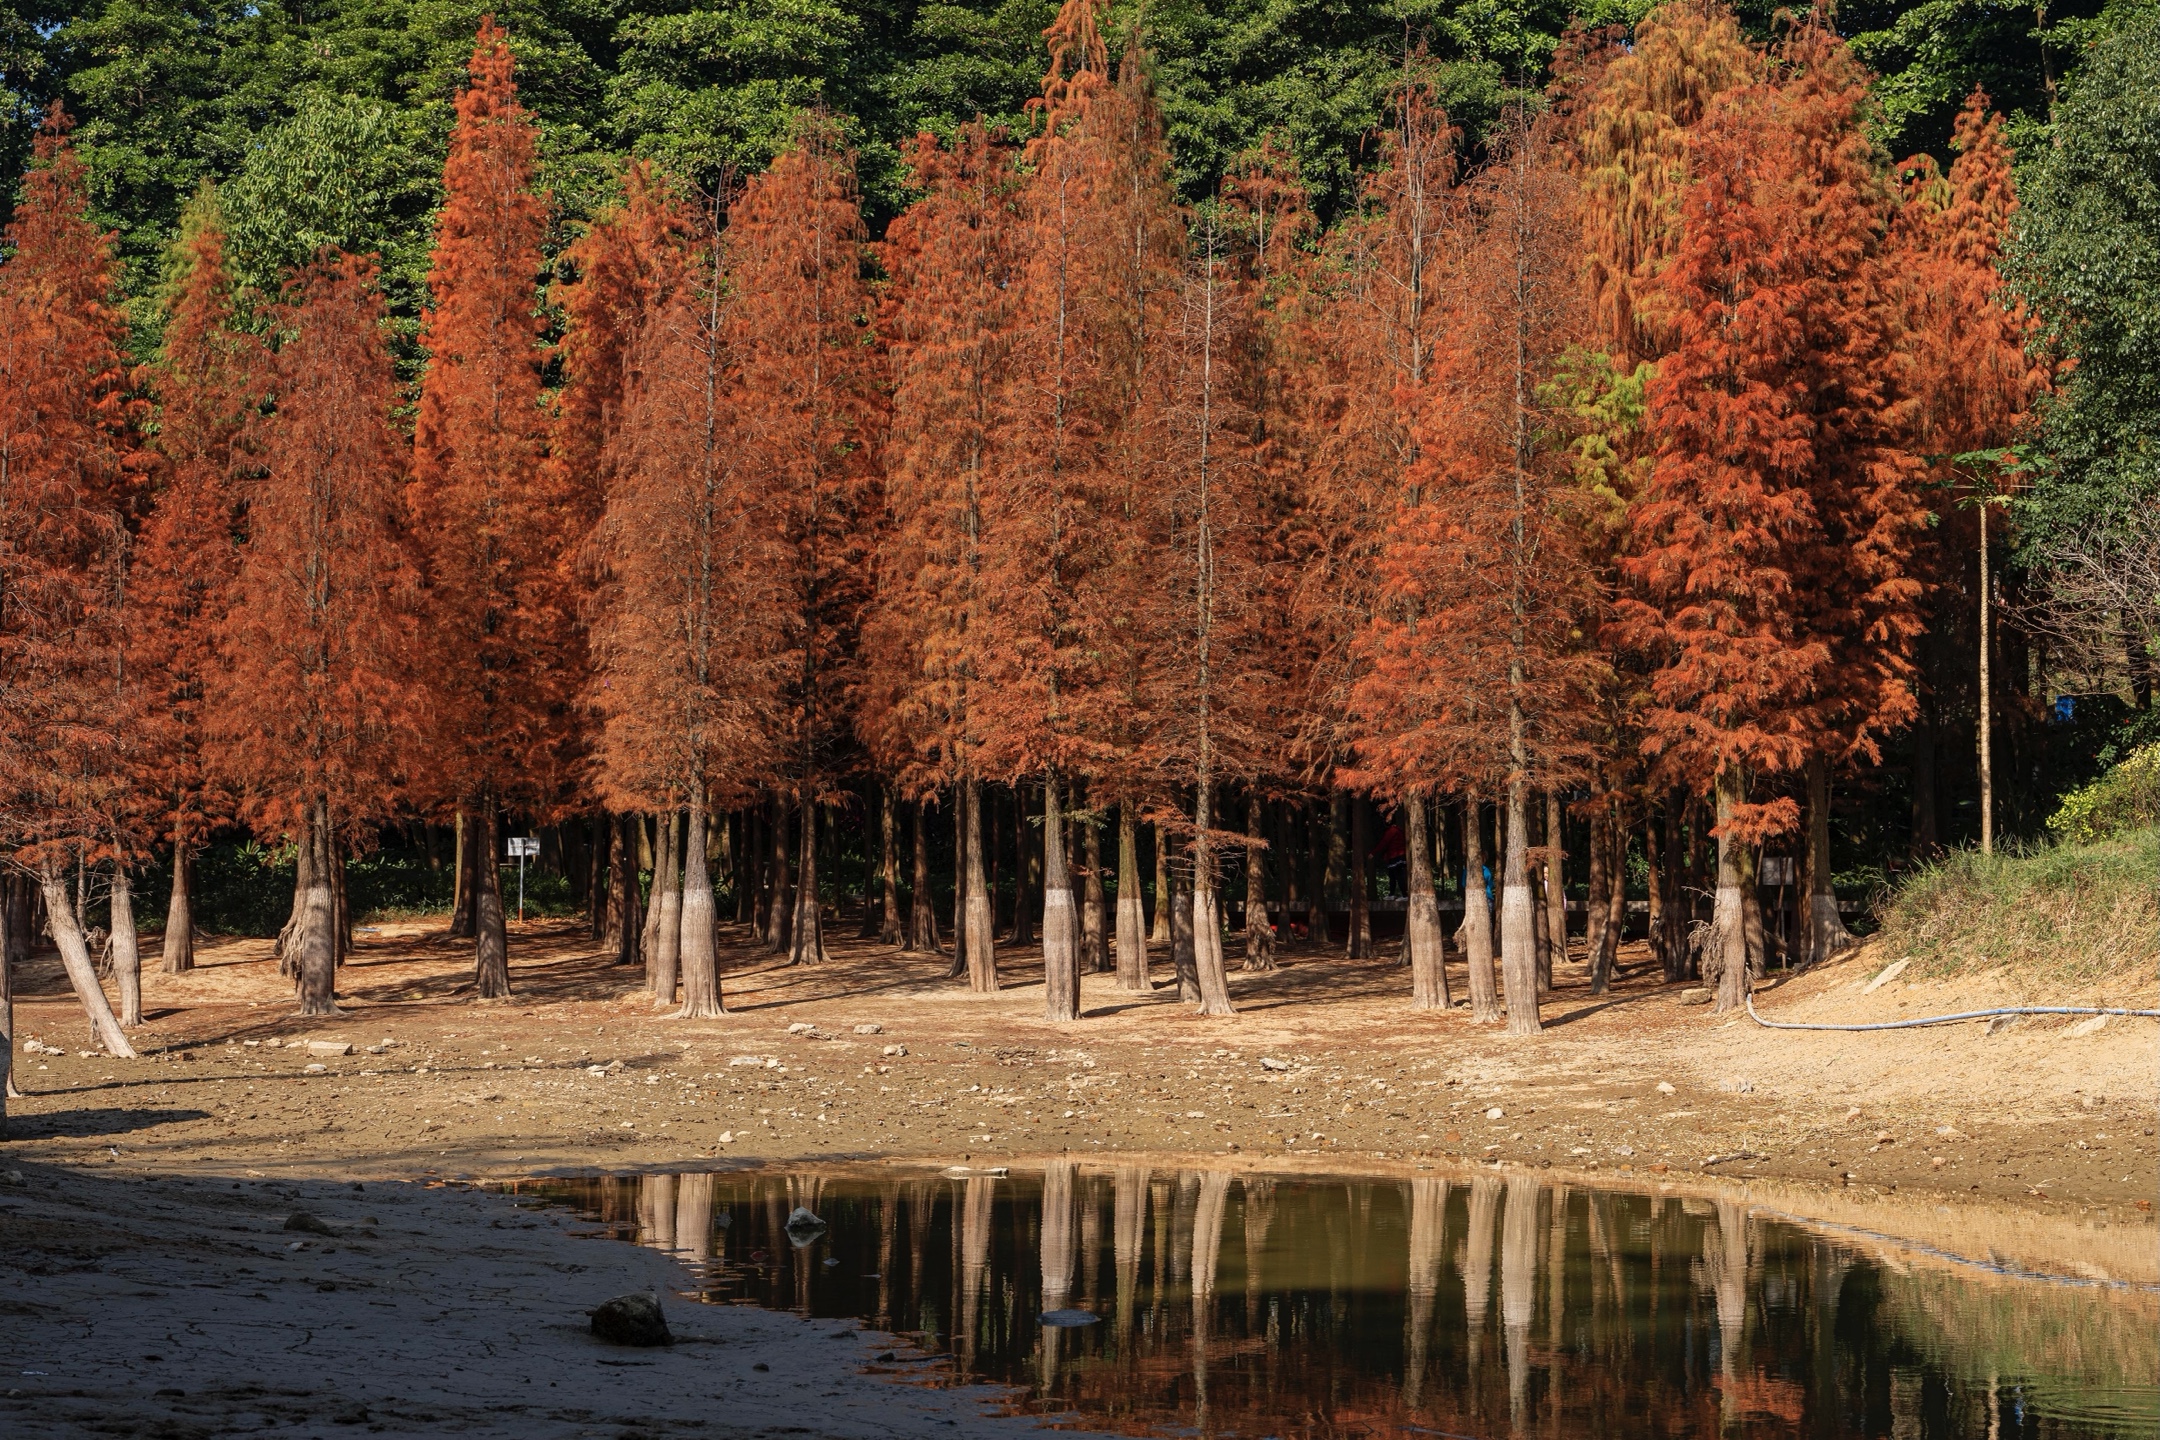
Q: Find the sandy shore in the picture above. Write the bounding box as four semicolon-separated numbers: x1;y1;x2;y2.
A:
3;919;2152;1212
0;1157;1119;1439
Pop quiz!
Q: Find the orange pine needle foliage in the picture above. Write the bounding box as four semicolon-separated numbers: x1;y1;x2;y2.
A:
0;108;139;866
727;115;883;966
210;255;415;836
131;202;257;907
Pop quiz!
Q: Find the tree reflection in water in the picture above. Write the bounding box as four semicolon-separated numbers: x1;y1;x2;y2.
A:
521;1166;2159;1439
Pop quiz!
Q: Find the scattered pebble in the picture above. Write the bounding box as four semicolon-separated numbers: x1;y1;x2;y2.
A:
1655;1082;1676;1096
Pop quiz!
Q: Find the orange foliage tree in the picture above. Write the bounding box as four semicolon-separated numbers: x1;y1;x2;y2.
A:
580;175;778;1018
209;254;415;1017
870;123;1023;978
0;109;141;1065
407;19;574;997
728;117;884;968
1620;17;1924;1013
133;194;257;976
1350;110;1599;1037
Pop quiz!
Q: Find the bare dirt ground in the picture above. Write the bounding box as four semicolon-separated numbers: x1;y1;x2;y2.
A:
5;914;2152;1221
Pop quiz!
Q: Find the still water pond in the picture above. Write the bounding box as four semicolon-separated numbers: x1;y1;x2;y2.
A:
519;1166;2158;1439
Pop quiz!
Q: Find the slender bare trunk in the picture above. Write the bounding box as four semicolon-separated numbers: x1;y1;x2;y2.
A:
449;807;475;939
1499;755;1542;1035
1081;801;1109;973
1043;771;1080;1022
1800;754;1853;965
1979;499;1993;855
1543;787;1568;973
474;800;510;999
1150;821;1172;943
1242;793;1275;971
678;797;725;1017
1011;788;1035;948
1170;862;1198;1002
161;826;195;974
40;859;137;1054
1307;802;1333;947
963;777;996;991
1;881;17;1108
789;787;829;964
650;810;684;1005
110;867;141;1027
950;788;968;978
1191;791;1235;1016
1347;794;1372;958
1704;767;1750;1013
1115;805;1148;990
909;797;940;953
1602;806;1627;979
878;783;902;946
613;813;642;969
765;792;793;953
1406;795;1448;1009
1462;791;1500;1022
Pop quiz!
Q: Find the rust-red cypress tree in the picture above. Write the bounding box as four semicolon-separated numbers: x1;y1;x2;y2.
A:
1619;17;1925;1013
133;192;257;976
0;108;141;1065
728;116;884;968
209;253;415;1017
870;123;1023;983
408;19;572;997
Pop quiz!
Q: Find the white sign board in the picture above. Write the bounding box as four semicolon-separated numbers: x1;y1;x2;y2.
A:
507;836;540;858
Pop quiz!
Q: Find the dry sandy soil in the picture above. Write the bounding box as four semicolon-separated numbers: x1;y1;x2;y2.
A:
2;918;2153;1438
5;916;2152;1210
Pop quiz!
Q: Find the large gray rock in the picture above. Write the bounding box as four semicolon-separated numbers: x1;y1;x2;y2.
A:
589;1292;672;1347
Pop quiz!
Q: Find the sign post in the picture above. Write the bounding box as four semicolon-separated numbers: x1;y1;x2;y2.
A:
507;836;540;921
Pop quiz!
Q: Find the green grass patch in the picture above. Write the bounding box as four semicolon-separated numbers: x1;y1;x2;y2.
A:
1872;827;2160;986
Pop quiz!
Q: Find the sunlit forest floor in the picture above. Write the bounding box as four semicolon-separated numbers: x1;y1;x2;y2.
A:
7;914;2151;1229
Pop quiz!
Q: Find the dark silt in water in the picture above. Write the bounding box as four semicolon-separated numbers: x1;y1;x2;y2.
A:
516;1165;2159;1439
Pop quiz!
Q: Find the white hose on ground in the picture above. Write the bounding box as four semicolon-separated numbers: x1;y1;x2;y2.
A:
1745;993;2160;1032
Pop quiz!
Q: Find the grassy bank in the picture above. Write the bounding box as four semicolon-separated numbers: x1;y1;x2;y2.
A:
1873;827;2159;986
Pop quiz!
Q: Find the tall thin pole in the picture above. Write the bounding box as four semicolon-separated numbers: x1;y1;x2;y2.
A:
1978;500;1993;856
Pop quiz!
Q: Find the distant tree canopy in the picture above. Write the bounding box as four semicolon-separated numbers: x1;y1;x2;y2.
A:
1;0;2125;334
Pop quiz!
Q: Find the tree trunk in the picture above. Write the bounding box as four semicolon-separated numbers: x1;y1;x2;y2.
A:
589;812;611;937
1082;801;1109;974
1643;808;1666;973
1043;772;1080;1023
39;858;138;1053
1242;793;1275;971
1531;849;1553;992
295;805;340;1018
473;801;510;999
963;777;996;991
1462;791;1500;1023
1191;787;1235;1017
1704;767;1751;1014
1800;754;1854;966
1150;821;1172;944
613;813;642;969
1115;805;1148;991
789;787;829;964
1306;803;1333;947
650;810;684;1005
110;867;141;1028
1347;794;1373;959
1170;863;1198;1003
1499;768;1542;1037
333;829;350;968
1011;787;1035;948
909;797;940;953
1585;806;1610;992
950;787;968;979
1602;807;1627;981
1;880;17;1107
449;807;475;940
275;829;312;980
765;792;793;954
878;783;902;946
677;797;725;1017
1543;788;1568;973
1660;791;1690;981
1406;795;1448;1010
161;827;195;974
